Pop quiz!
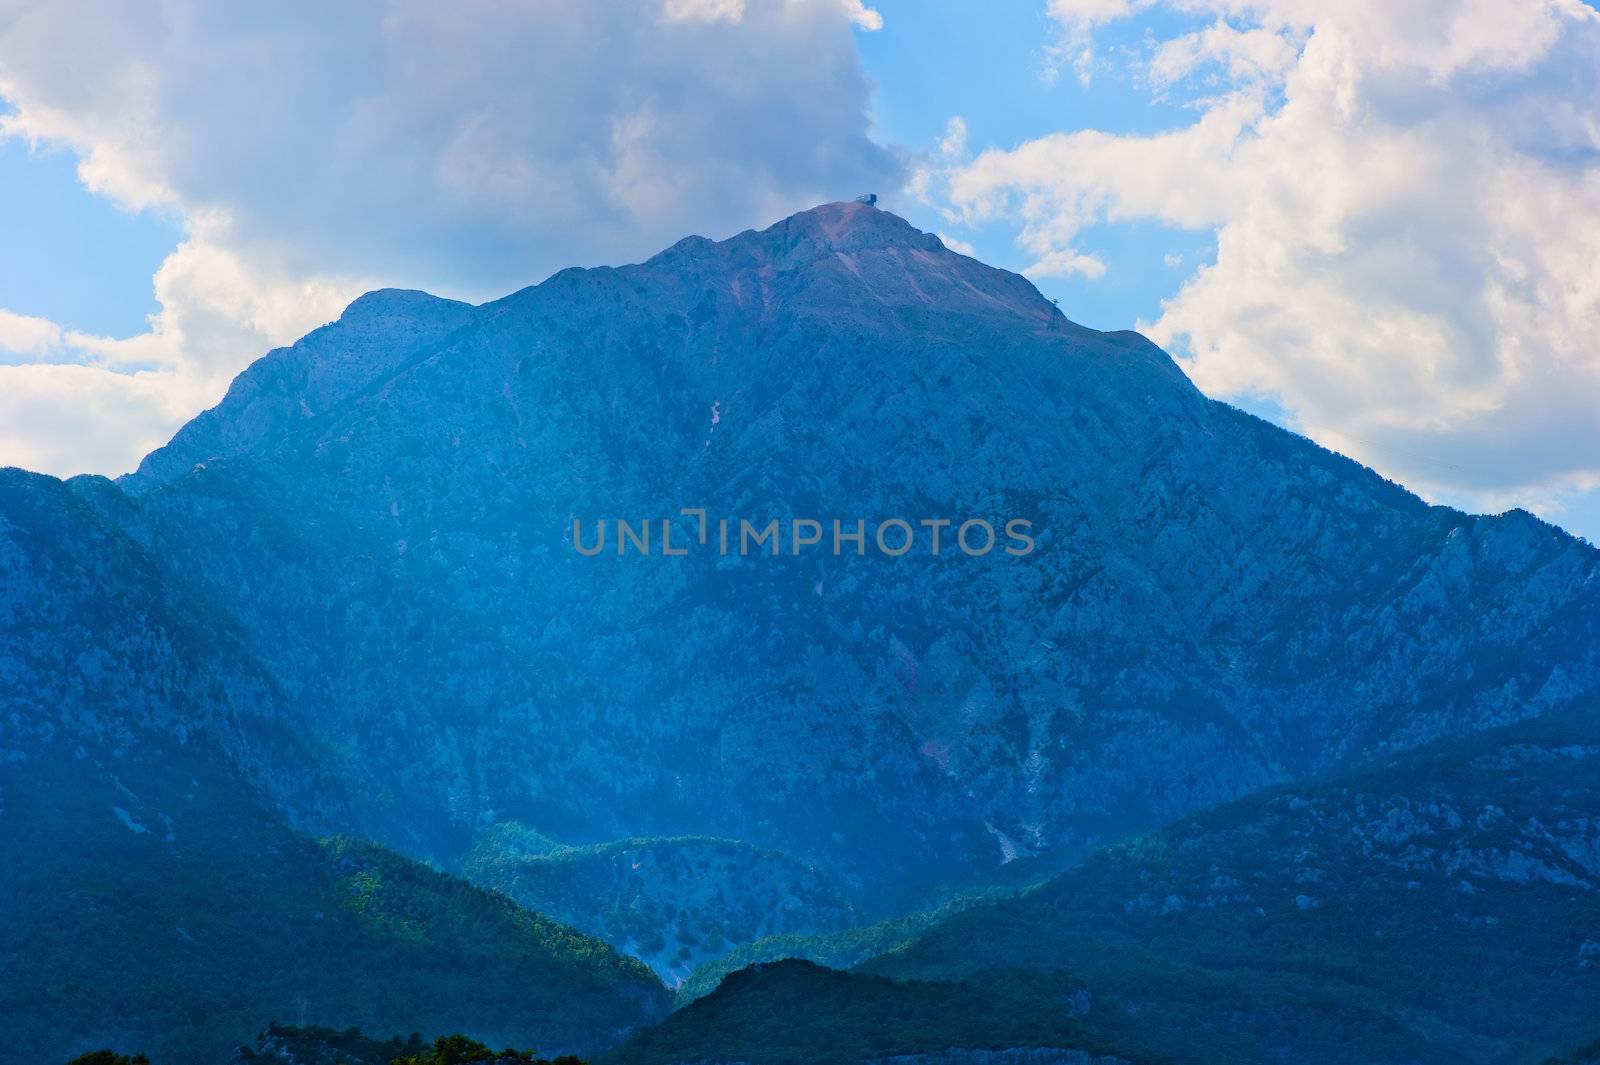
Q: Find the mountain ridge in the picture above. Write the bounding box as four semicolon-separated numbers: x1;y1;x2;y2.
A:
50;203;1600;875
858;709;1600;1063
6;200;1598;1014
0;469;670;1065
121;287;476;494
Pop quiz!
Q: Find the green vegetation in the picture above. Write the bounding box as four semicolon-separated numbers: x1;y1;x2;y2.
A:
232;1023;426;1065
603;960;1143;1065
463;829;857;980
27;721;1599;1065
675;891;999;1002
391;1033;585;1065
610;716;1600;1065
3;746;667;1065
230;1025;590;1065
862;715;1600;1064
1543;1037;1600;1065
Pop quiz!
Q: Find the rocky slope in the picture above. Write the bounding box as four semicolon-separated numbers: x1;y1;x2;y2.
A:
0;472;667;1065
122;289;476;493
7;200;1600;1015
0;737;668;1065
94;201;1600;916
863;711;1600;1064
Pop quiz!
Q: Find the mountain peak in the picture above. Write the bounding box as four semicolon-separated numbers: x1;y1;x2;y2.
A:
637;200;1061;331
779;199;937;248
122;286;475;492
338;287;473;325
652;200;932;260
737;200;950;266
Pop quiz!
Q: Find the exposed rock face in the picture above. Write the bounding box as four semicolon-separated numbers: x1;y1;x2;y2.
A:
9;202;1600;929
0;470;667;1065
123;289;475;493
0;465;375;842
865;712;1600;1064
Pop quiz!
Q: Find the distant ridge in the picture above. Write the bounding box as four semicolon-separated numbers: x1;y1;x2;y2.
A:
5;199;1597;1008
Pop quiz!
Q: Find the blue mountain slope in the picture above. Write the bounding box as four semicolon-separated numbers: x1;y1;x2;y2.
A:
122;289;475;492
0;470;669;1065
10;201;1599;944
862;711;1600;1064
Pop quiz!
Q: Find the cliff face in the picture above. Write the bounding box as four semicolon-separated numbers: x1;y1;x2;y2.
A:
122;289;476;494
864;711;1600;1063
61;200;1597;910
0;470;669;1065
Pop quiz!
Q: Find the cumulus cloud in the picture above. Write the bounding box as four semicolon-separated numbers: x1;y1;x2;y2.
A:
1026;248;1108;279
934;0;1600;523
937;231;977;256
0;363;214;475
838;0;885;32
0;0;897;478
0;308;65;361
1147;19;1304;88
663;0;750;21
1046;0;1156;32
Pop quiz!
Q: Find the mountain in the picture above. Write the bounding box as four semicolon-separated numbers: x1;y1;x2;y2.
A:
1547;1039;1600;1065
0;467;331;811
859;712;1600;1064
0;739;668;1065
0;472;667;1065
600;959;1140;1065
461;828;858;983
672;894;992;1005
7;201;1600;1062
95;200;1600;919
122;289;476;494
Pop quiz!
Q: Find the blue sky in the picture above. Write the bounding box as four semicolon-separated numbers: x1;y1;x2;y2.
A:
0;136;176;339
0;4;1205;337
1;0;1597;541
0;3;1228;348
0;2;1219;350
858;0;1219;330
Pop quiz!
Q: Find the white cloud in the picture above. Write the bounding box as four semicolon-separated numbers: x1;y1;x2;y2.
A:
937;231;977;256
932;0;1600;521
939;117;969;161
1043;0;1157;84
836;0;884;31
0;309;65;361
1147;20;1304;89
0;0;897;478
664;0;748;21
1046;0;1156;32
1025;248;1109;279
0;363;214;476
0;226;357;478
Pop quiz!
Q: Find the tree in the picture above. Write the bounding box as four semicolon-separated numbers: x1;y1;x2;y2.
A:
65;1052;151;1065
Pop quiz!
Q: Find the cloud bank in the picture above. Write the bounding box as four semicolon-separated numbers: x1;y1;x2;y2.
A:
0;0;896;477
934;0;1600;524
